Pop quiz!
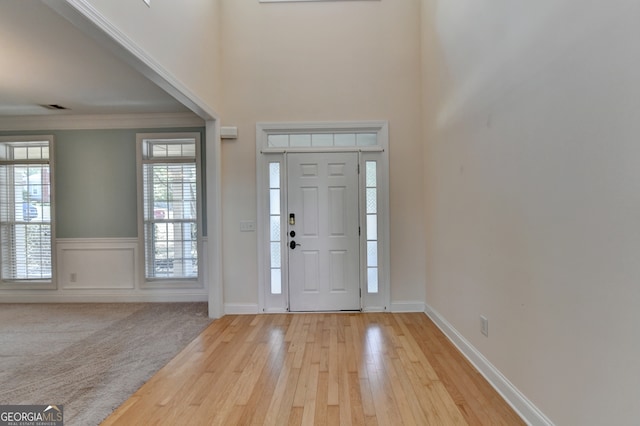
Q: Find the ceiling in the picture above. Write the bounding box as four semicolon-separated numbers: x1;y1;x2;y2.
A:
0;1;192;117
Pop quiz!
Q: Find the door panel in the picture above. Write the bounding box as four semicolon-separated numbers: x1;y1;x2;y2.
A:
287;152;360;311
302;188;319;236
328;186;347;235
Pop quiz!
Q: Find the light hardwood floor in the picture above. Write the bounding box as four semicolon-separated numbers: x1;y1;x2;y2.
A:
102;313;524;425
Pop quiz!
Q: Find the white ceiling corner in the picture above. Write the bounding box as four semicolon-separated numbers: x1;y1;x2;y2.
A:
0;1;195;122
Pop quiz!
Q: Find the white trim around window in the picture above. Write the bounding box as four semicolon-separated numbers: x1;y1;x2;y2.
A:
0;135;56;290
136;132;203;289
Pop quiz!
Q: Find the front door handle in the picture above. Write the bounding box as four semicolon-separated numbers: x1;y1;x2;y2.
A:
289;240;301;250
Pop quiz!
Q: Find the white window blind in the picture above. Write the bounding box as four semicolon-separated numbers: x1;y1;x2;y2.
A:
0;138;53;281
139;136;200;280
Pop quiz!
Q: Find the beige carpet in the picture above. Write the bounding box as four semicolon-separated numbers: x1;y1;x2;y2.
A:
0;303;211;426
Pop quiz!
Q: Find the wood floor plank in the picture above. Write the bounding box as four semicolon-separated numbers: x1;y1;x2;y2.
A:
300;363;319;426
347;372;366;424
314;371;329;425
102;313;525;426
288;407;304;426
236;338;284;425
292;342;314;408
337;340;353;426
263;352;296;426
359;377;377;418
273;366;301;426
327;323;340;406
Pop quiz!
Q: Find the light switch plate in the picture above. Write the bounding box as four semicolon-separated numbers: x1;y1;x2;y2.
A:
240;220;256;232
480;315;489;337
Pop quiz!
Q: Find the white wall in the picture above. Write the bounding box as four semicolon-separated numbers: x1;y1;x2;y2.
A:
421;0;640;423
81;0;222;115
219;0;425;310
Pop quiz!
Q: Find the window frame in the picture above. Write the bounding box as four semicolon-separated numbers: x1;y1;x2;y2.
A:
136;132;203;289
0;135;56;290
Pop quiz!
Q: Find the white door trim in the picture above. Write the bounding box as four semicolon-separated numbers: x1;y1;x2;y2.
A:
256;121;390;313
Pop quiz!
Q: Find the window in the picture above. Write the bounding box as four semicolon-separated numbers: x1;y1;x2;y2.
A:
259;0;378;3
365;161;378;293
269;162;282;294
137;133;201;283
267;132;378;149
0;136;54;285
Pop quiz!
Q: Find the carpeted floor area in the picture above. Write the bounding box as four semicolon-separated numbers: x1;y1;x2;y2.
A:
0;303;212;426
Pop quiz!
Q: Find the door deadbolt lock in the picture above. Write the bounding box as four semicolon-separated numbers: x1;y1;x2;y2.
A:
289;230;296;238
289;240;301;250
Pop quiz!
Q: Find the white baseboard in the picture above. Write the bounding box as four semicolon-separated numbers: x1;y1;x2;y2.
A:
424;304;553;426
390;301;426;312
262;308;288;314
0;293;208;303
225;303;425;315
224;303;260;315
362;306;387;312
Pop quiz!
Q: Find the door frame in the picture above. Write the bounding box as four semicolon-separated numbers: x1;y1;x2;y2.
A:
256;121;390;313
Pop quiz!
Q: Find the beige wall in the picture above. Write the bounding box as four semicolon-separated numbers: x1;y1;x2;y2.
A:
42;0;640;421
421;0;640;423
219;0;425;308
83;0;222;114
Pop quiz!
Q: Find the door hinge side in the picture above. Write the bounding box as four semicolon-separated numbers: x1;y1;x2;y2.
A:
357;164;360;174
359;226;361;236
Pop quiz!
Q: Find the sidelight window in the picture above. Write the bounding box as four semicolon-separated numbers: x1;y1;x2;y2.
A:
365;161;378;293
269;162;282;294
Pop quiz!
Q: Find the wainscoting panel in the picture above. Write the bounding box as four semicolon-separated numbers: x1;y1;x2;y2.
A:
58;238;138;290
58;239;138;290
0;238;208;303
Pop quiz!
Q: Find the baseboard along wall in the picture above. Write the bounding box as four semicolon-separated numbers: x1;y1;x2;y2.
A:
424;304;554;426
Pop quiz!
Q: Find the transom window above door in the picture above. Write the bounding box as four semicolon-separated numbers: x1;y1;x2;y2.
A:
260;0;378;3
267;132;378;149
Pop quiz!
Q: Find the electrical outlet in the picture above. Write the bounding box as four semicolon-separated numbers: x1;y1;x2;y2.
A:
480;315;489;337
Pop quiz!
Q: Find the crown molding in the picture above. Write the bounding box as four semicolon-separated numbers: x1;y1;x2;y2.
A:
0;112;205;131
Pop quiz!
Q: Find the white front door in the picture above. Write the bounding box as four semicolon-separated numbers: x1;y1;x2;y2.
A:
287;152;360;311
